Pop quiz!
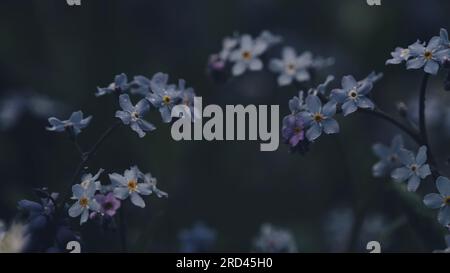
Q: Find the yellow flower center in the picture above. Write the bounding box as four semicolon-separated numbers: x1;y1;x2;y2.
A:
242;51;252;60
127;179;138;192
163;95;171;105
424;51;433;60
445;196;450;205
79;197;89;208
313;113;324;122
294;127;302;134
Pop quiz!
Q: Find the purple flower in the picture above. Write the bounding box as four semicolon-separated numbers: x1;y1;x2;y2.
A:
282;114;305;147
90;192;121;219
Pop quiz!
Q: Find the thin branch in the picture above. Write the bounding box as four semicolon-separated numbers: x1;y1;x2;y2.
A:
59;120;121;206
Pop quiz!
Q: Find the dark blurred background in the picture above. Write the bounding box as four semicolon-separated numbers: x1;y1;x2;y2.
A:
0;0;449;252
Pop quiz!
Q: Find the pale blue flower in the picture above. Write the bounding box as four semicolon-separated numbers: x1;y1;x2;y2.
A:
386;47;411;65
440;28;450;48
109;166;152;208
96;73;129;97
140;171;168;198
372;135;404;177
330;75;375;116
391;146;431;192
116;94;156;138
80;169;104;192
269;47;313;86
407;37;449;75
68;182;100;225
424;176;450;226
145;73;182;123
179;222;217;253
46;111;92;136
253;224;298;253
229;34;267;76
299;95;339;141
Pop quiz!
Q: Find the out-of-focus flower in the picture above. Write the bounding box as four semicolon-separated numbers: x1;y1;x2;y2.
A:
407;37;449;75
372;135;404;177
140;171;168;198
386;47;411;65
424;176;450;226
299;95;339;141
80;169;103;192
69;182;100;225
331;75;375;116
0;92;65;131
252;224;297;253
269;47;313;86
229;34;267;76
178;222;216;253
145;73;182;123
116;94;156;137
46;111;92;136
0;221;29;253
282;113;305;148
109;166;152;208
18;190;79;252
90;192;121;218
96;73;129;97
391;146;431;192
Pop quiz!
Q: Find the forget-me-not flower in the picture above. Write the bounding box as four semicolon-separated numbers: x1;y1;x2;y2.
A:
372;135;404;177
407;37;449;75
269;47;313;86
282;113;305;148
89;192;121;219
80;169;104;192
299;95;339;141
46;111;92;136
109;166;152;208
424;176;450;226
140;171;168;198
391;146;431;192
252;224;298;253
145;73;182;123
179;222;217;253
331;75;375;116
116;94;156;138
96;73;129;97
68;182;100;225
386;47;411;65
229;34;267;76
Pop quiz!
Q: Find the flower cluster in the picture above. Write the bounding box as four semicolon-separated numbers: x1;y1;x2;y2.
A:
281;72;379;153
207;30;281;78
69;166;167;225
178;222;217;253
386;28;450;75
270;47;334;86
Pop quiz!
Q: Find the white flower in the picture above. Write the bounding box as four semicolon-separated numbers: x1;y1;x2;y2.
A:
270;47;313;86
0;221;29;253
229;34;268;76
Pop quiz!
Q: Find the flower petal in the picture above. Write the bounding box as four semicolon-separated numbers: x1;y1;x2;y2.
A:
130;192;145;208
437;176;450;196
407;175;421;192
423;193;444;209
